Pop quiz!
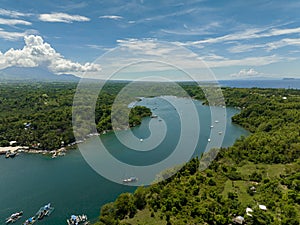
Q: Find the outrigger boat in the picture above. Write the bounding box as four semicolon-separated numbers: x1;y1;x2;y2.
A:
5;211;23;224
36;203;54;220
5;151;17;158
122;176;138;183
67;214;89;225
23;217;36;225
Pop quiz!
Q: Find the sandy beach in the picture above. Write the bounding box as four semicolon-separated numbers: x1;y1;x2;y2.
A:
0;146;29;154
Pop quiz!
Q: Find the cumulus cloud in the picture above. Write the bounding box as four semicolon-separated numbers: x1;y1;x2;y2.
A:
99;15;123;20
230;68;260;77
0;35;101;73
38;13;90;23
0;18;31;26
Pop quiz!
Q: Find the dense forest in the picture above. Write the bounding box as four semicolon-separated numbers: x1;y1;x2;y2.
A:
0;82;151;150
94;87;300;225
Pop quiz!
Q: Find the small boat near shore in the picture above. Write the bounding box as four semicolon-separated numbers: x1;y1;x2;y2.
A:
123;176;138;183
5;151;17;159
67;214;89;225
5;211;23;224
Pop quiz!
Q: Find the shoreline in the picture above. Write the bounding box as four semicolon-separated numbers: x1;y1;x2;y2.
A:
0;132;102;158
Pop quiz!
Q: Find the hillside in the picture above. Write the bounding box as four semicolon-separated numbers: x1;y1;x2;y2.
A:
95;87;300;225
0;66;80;82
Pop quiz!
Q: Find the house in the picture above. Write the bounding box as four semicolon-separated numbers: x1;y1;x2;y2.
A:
246;207;253;217
259;204;267;211
233;216;245;224
9;141;17;146
250;186;256;192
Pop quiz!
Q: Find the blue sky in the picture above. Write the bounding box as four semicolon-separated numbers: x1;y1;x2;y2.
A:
0;0;300;79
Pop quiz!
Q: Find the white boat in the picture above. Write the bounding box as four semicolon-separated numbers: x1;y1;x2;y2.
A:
208;138;211;142
6;211;23;224
140;138;143;142
123;177;138;183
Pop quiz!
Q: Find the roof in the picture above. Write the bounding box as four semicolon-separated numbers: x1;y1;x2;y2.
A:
259;204;267;210
246;207;253;217
233;216;245;224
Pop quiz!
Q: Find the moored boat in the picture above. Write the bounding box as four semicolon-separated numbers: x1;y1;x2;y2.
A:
123;176;138;183
23;217;36;225
5;211;23;224
67;214;89;225
36;203;54;220
5;151;18;158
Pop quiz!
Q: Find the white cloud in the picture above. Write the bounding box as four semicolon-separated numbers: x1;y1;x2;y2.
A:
0;28;28;41
0;35;101;73
266;38;300;51
227;43;265;53
0;8;32;18
0;18;31;26
204;55;287;68
182;26;300;47
38;13;90;23
99;15;123;20
230;68;260;77
228;37;300;53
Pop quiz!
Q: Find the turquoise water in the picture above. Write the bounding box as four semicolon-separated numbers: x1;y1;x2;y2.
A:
0;97;249;225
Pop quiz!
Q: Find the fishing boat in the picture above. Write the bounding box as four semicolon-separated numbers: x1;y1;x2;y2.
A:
23;217;36;225
151;115;158;118
67;214;89;225
5;211;23;224
36;203;54;220
5;151;17;158
123;176;138;183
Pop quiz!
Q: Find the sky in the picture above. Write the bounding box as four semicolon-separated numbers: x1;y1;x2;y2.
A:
0;0;300;80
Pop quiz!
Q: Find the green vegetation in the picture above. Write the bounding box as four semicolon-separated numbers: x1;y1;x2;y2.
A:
0;82;151;150
95;87;300;225
1;82;299;224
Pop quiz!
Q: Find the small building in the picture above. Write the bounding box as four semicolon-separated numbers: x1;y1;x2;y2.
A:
250;186;256;191
259;204;267;211
9;141;17;146
246;207;253;217
233;216;245;224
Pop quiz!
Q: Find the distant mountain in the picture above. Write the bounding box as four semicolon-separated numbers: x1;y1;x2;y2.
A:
0;66;80;82
282;77;299;80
